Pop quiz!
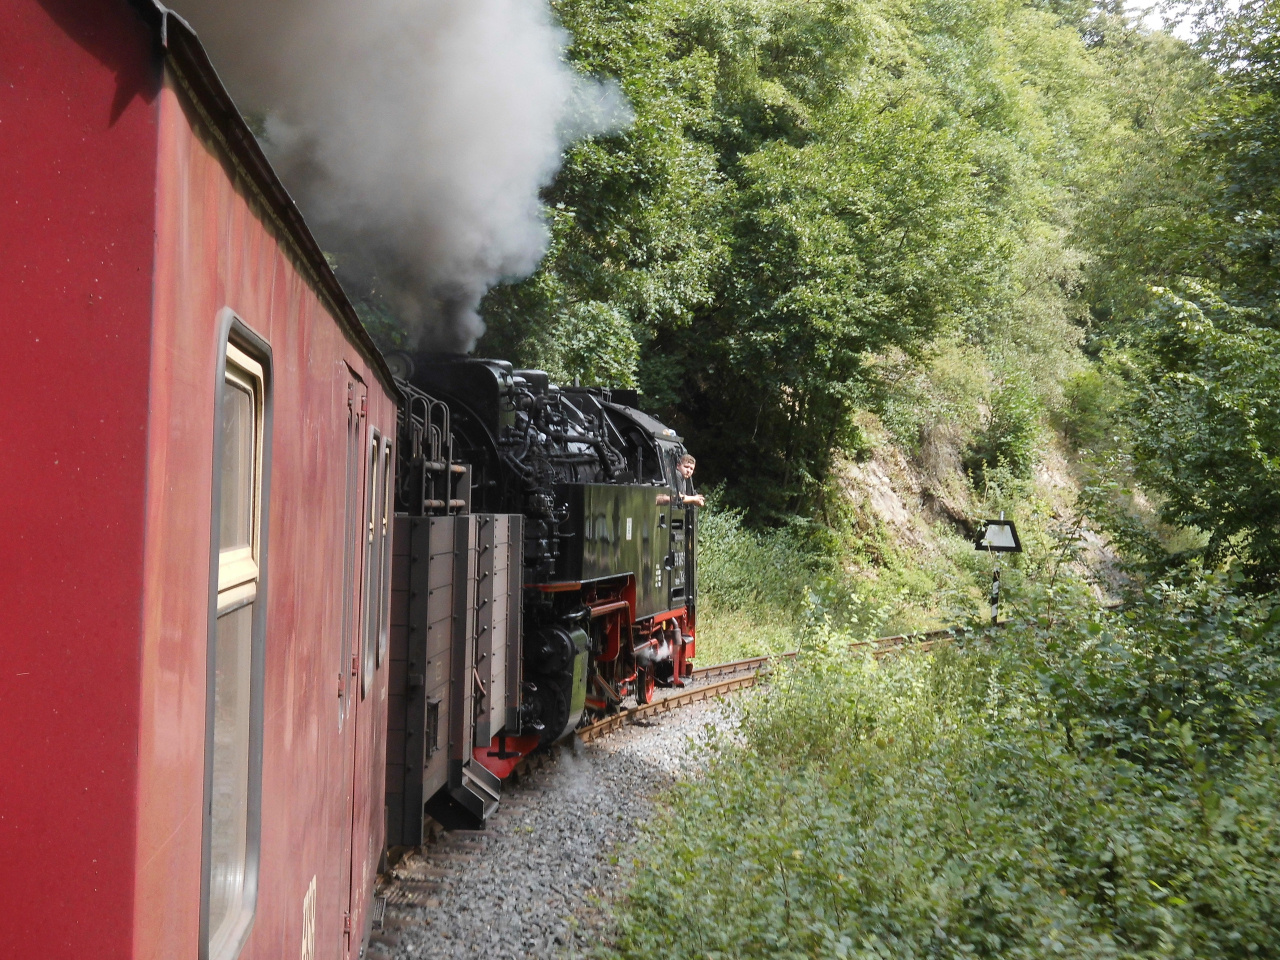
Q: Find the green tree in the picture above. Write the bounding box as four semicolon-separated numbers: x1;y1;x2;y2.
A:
1076;3;1280;584
1130;287;1280;583
483;0;1123;519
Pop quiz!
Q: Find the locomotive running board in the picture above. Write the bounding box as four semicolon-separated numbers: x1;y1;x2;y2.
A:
425;759;501;830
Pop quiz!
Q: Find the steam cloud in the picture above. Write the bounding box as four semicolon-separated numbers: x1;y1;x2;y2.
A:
167;0;630;351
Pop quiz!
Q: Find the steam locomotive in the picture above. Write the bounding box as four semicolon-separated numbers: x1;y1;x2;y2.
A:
384;355;698;838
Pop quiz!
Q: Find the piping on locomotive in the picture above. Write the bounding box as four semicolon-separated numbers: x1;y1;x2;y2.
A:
384;354;698;836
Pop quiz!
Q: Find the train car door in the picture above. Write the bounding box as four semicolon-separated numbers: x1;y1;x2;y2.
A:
338;373;368;958
344;426;393;957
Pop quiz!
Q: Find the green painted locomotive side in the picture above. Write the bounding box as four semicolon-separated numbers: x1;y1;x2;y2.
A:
555;483;693;620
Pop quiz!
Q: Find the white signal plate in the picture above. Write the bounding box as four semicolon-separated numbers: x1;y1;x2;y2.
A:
975;520;1022;553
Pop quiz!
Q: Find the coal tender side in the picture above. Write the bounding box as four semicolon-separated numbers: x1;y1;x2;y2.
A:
385;375;525;836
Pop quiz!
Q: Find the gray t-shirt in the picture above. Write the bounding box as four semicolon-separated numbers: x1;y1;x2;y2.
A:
674;471;697;506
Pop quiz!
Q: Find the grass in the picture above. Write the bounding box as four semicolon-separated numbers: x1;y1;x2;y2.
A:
611;573;1280;959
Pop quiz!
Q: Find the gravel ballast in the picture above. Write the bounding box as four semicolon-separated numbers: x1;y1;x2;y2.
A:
374;697;737;959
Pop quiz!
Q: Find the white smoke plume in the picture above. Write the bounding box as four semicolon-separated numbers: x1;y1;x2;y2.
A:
167;0;630;351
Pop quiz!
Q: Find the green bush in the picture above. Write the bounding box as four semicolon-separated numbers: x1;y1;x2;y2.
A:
1055;365;1128;454
695;499;820;616
611;575;1280;959
966;373;1044;482
693;495;893;663
694;497;846;663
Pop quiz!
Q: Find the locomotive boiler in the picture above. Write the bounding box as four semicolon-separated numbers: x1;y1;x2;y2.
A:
385;356;698;838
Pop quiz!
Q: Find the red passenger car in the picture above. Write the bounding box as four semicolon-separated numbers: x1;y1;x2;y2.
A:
1;3;398;958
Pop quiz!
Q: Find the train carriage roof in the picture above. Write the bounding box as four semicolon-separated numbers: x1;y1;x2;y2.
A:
129;0;399;397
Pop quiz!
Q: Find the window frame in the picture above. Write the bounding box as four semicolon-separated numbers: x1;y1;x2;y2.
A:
217;346;264;598
376;438;393;669
360;429;381;699
200;309;273;960
339;377;366;726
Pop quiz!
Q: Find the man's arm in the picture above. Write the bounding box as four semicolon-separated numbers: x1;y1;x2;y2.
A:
656;491;705;507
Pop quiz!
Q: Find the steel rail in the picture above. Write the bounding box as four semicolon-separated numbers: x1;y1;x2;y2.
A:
576;673;763;743
687;623;975;679
690;654;783;680
854;624;966;657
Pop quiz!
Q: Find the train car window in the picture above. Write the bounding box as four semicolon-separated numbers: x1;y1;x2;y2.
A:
360;431;381;698
339;380;366;725
219;383;254;552
376;440;393;669
204;329;270;960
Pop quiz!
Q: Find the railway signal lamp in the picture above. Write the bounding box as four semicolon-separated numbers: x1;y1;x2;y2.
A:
974;515;1022;624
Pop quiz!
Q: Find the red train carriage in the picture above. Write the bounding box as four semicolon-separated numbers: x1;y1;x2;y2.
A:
1;3;397;958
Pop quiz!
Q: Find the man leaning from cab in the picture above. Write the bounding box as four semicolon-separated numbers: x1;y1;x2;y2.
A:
656;453;706;507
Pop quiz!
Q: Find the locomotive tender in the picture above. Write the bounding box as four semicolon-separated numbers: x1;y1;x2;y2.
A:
1;2;698;957
386;356;698;838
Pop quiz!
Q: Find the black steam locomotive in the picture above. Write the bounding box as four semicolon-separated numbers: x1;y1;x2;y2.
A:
384;355;699;837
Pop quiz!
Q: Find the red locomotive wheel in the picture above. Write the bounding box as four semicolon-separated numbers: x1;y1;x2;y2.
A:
636;668;656;705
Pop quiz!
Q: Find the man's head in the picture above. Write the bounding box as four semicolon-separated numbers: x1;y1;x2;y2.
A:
677;453;696;479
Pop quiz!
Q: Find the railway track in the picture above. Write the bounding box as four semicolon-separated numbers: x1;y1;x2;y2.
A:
853;623;970;656
688;654;781;680
574;621;997;744
577;672;761;743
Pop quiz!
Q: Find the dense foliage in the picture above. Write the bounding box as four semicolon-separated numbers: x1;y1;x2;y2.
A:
463;3;1280;951
692;500;826;661
692;493;902;662
612;576;1280;958
1069;1;1280;585
481;0;1110;519
471;0;1280;586
1127;288;1280;582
